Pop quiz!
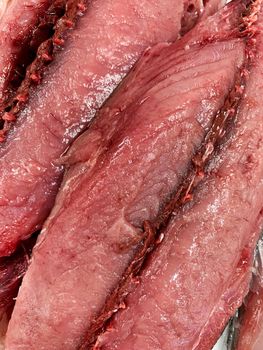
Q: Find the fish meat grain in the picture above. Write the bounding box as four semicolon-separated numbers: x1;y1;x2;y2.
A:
0;0;54;110
0;0;198;256
235;238;263;350
95;2;263;350
5;2;247;349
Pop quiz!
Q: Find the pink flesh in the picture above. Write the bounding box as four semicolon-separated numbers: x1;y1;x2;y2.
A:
0;0;10;21
237;289;263;350
95;7;263;350
0;0;53;104
0;0;196;256
201;0;226;18
0;235;36;347
236;239;263;350
5;8;244;350
181;0;205;34
181;0;225;34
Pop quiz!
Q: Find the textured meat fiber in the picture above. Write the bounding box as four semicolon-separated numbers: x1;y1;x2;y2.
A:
236;291;263;350
0;0;197;256
0;236;36;349
95;8;263;350
236;239;263;350
0;0;53;105
5;10;245;350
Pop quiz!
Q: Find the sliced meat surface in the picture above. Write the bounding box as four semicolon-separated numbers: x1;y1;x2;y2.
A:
5;4;246;350
235;239;263;350
0;236;36;347
0;0;53;107
0;0;201;256
95;4;263;350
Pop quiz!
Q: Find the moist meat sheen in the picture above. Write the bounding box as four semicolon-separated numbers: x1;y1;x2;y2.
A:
0;0;53;108
235;238;263;350
93;3;263;350
0;0;200;256
5;3;246;349
0;236;36;347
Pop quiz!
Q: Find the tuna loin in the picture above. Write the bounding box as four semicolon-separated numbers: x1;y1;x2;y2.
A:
94;2;263;350
5;2;246;349
0;0;201;256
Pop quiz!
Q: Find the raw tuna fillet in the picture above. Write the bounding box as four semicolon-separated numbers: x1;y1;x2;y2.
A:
94;3;263;350
235;238;263;350
0;0;213;340
0;0;204;256
5;3;246;349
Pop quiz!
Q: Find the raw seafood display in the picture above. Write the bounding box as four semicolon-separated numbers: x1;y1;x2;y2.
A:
0;0;263;349
94;2;263;349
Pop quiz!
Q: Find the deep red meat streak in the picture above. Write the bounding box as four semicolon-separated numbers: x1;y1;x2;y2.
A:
0;235;36;334
5;1;247;349
0;1;56;117
0;0;86;139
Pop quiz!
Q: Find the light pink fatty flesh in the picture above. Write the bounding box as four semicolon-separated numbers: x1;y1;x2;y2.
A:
0;0;10;21
0;0;205;256
5;3;246;350
0;0;53;104
94;3;263;350
201;0;226;18
236;238;263;350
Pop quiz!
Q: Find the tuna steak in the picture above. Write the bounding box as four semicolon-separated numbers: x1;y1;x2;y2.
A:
0;0;202;256
5;2;246;349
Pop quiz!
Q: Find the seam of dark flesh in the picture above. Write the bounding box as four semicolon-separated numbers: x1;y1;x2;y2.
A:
76;2;261;349
0;0;88;142
227;233;263;349
0;0;66;131
0;234;37;310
